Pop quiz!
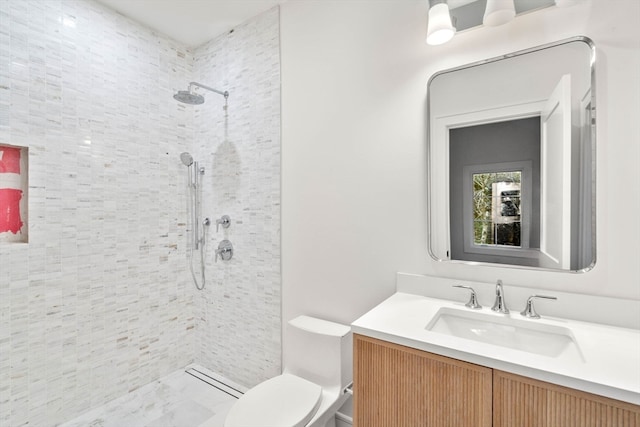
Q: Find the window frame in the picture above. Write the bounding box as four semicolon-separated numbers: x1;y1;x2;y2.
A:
461;161;537;258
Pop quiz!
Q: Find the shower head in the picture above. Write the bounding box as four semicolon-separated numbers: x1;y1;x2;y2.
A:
180;152;194;166
174;90;205;105
173;82;229;105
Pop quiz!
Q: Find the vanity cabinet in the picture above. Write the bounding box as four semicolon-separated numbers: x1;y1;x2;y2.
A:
494;370;640;427
354;334;640;427
354;334;493;427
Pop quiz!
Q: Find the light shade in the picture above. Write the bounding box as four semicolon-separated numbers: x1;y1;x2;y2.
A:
426;3;456;46
483;0;516;26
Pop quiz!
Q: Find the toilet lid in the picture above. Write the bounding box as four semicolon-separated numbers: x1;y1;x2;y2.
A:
224;374;323;427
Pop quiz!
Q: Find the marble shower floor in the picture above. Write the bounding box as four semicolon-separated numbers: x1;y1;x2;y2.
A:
60;365;244;427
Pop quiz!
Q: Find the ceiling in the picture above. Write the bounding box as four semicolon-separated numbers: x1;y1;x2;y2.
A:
93;0;284;47
92;0;554;47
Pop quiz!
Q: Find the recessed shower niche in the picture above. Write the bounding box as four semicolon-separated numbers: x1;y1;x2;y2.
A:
0;144;28;243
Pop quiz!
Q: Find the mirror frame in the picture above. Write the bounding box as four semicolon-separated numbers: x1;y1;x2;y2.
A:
426;36;596;273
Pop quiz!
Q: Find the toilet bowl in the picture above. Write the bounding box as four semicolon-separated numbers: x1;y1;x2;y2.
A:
224;315;352;427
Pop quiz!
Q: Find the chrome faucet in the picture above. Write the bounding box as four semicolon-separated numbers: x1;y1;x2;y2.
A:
491;280;509;314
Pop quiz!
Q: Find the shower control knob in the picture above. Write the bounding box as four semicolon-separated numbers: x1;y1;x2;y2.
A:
216;215;231;232
215;240;233;262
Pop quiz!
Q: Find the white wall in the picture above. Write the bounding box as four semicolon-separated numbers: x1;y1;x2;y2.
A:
280;0;640;340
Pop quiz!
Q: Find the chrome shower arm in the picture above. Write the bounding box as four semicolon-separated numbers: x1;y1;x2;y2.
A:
189;82;229;99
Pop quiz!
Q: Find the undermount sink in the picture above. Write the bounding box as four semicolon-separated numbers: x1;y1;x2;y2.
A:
425;307;585;362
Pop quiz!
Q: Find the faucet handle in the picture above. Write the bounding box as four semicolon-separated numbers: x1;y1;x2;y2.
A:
520;295;557;319
215;239;234;262
215;215;231;232
453;285;482;309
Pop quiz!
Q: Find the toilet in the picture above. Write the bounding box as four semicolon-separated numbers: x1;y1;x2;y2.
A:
224;315;352;427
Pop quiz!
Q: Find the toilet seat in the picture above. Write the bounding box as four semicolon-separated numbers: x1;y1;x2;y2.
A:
224;373;323;427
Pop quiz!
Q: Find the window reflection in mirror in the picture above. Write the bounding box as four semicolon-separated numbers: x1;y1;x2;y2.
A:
453;119;537;266
473;171;522;247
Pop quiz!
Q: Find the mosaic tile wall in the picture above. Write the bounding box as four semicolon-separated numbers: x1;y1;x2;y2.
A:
0;0;282;424
190;7;282;389
0;0;198;425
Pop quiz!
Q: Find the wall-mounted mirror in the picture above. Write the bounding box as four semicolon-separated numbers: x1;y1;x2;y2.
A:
427;37;596;272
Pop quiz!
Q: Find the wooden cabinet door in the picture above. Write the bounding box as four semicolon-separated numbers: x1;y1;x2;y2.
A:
494;370;640;427
354;334;492;427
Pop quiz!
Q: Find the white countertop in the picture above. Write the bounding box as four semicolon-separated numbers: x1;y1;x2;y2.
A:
351;292;640;405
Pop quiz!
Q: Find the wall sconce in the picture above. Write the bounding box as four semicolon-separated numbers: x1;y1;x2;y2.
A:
483;0;516;26
426;0;456;46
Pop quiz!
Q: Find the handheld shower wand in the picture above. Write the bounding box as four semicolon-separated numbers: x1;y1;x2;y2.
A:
180;152;208;290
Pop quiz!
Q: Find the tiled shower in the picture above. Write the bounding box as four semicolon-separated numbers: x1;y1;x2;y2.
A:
0;0;281;425
190;6;281;388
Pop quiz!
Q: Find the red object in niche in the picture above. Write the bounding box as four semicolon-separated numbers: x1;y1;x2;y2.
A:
0;189;23;234
0;146;21;173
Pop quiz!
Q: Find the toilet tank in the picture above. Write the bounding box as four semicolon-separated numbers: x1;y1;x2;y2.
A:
285;316;352;393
